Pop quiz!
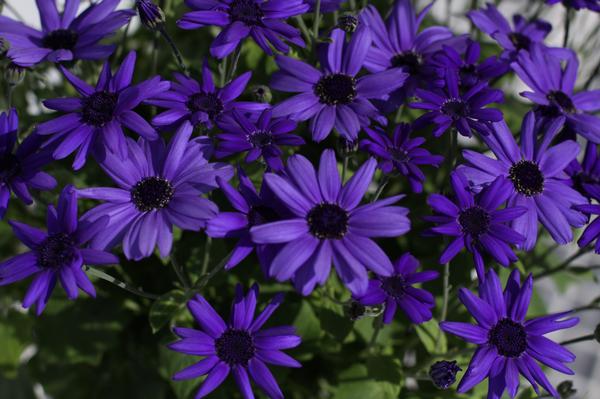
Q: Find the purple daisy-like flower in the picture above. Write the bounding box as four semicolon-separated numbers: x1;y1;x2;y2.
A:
354;253;439;324
271;27;408;141
0;109;57;219
0;0;133;67
78;121;233;260
149;60;268;130
468;3;552;61
512;45;600;143
358;0;465;108
206;168;280;270
425;172;526;279
440;269;579;398
411;70;504;138
573;204;600;253
250;149;410;296
215;109;304;171
177;0;308;59
169;284;301;399
36;51;169;170
566;141;600;200
432;39;509;89
0;185;118;315
458;112;587;250
546;0;600;11
360;123;444;193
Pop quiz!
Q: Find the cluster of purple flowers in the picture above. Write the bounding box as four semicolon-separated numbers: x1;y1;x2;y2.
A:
1;0;598;398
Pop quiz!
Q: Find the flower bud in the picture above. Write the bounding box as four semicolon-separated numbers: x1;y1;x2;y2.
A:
250;85;272;103
557;380;576;398
4;63;26;86
338;15;359;33
136;0;165;31
429;360;461;389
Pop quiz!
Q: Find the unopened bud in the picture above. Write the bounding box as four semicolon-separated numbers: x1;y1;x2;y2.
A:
429;360;461;390
4;63;26;86
250;85;272;103
338;15;359;33
136;0;165;31
557;380;576;398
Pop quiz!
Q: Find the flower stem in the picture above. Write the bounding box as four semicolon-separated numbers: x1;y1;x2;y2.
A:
560;334;596;346
367;316;383;353
226;46;242;82
313;0;322;41
170;251;191;290
342;153;349;182
371;175;389;202
534;247;592;279
563;8;572;48
194;250;233;292
201;236;213;275
159;27;189;75
84;266;160;300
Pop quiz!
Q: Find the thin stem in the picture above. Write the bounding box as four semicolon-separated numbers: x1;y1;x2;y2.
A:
313;0;322;41
170;252;191;290
349;0;357;11
563;9;572;48
534;248;592;279
560;334;596;346
219;56;228;87
159;27;189;75
371;175;389;202
6;85;14;109
0;0;25;21
226;46;242;82
367;316;383;352
295;16;312;45
342;153;349;182
84;266;160;300
201;236;213;275
440;262;450;322
194;251;233;291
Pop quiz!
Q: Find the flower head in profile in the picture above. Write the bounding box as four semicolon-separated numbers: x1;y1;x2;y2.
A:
468;3;552;61
78;122;233;260
573;204;600;253
0;185;118;315
441;269;579;399
37;51;169;170
271;27;408;141
512;45;600;143
546;0;600;11
458;112;587;250
566;141;600;200
0;0;133;66
0;109;57;219
250;150;410;296
359;0;466;108
425;173;526;279
178;0;308;58
411;70;504;138
206;168;281;270
360;123;444;193
169;284;301;399
215;109;304;171
354;253;438;324
136;0;166;30
150;60;268;130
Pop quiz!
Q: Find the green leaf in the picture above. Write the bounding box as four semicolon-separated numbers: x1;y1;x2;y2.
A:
149;290;187;334
293;301;321;342
0;311;33;376
415;318;447;354
158;346;199;399
333;364;400;399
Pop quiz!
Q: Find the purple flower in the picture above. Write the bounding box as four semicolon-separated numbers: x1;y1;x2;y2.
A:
440;269;579;398
250;149;410;296
468;3;552;60
149;60;268;130
136;0;166;30
360;123;444;193
271;27;408;141
169;284;301;399
0;185;118;315
573;204;600;253
425;173;526;279
432;39;509;89
566;141;600;200
458;112;587;250
177;0;308;59
36;51;169;170
305;0;345;12
411;70;504;138
0;0;133;67
354;253;439;324
0;109;57;219
359;0;465;108
206;168;280;270
546;0;600;11
215;109;304;171
78;122;233;260
512;45;600;143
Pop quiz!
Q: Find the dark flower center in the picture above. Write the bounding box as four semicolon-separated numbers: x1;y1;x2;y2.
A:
381;275;407;299
36;233;76;269
131;176;174;212
186;92;224;121
247;205;279;226
547;90;576;113
509;160;544;196
389;147;410;163
229;0;263;25
247;130;273;148
508;32;531;51
81;91;118;127
441;99;470;120
215;328;256;366
42;29;79;51
458;206;490;237
307;203;349;239
488;318;528;358
0;153;21;182
391;51;423;75
459;64;479;86
314;74;357;105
